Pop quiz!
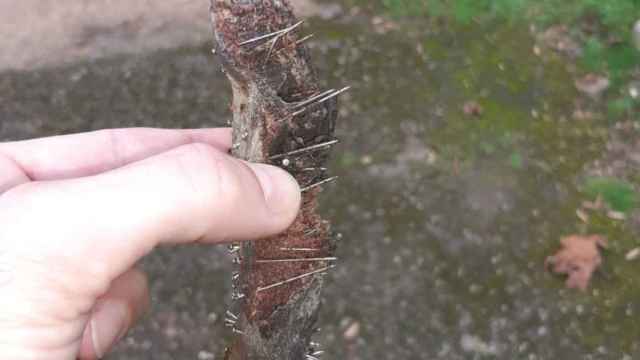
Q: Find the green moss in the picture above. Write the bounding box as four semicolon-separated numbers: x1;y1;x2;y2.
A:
583;177;638;212
378;0;640;121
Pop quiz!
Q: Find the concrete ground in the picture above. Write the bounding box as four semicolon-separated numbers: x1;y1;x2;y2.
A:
0;0;331;71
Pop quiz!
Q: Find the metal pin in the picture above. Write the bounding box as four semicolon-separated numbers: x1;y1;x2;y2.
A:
232;272;240;282
257;265;335;292
274;33;315;56
306;356;320;360
296;34;315;45
315;86;351;105
256;257;337;264
294;89;336;109
263;35;281;63
280;247;323;252
310;342;320;347
270;140;339;160
304;228;321;237
301;176;339;192
232;256;242;265
312;351;325;356
301;167;328;172
232;328;245;335
227;244;240;254
226;310;238;320
231;291;245;300
291;108;308;117
239;20;304;45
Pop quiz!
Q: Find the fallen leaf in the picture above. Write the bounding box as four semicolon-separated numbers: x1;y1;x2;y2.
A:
575;74;610;98
582;195;604;210
343;321;360;341
607;210;627;221
626;247;640;261
463;101;483;117
545;235;607;291
576;208;590;223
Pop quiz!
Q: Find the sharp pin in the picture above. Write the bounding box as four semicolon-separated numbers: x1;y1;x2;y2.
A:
301;176;339;192
305;228;320;237
226;310;238;320
275;34;316;55
312;351;325;356
306;356;320;360
257;265;335;292
239;20;304;45
291;108;307;117
232;328;245;335
301;167;328;172
279;247;322;252
294;89;336;109
297;33;315;44
224;320;236;327
256;257;337;264
270;140;339;160
263;35;281;64
316;86;351;104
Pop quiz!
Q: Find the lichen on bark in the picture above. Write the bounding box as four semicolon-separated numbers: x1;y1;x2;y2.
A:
210;1;341;359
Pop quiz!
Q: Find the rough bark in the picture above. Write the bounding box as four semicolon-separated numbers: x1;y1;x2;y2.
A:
210;1;340;359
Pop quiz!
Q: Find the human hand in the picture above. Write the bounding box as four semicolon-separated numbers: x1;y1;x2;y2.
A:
0;128;301;359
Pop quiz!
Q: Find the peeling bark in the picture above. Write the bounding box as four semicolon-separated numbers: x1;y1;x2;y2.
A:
210;1;340;359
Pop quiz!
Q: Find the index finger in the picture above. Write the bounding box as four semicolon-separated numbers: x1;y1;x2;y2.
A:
0;127;232;182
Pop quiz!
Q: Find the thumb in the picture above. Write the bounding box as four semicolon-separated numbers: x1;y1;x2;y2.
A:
78;269;150;360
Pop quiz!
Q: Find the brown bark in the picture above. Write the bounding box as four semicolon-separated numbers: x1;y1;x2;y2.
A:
210;1;341;359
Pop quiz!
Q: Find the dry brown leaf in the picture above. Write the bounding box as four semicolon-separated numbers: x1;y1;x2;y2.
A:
545;235;607;291
463;101;483;117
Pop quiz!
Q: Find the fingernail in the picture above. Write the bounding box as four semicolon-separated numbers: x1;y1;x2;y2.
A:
250;163;301;215
91;300;130;359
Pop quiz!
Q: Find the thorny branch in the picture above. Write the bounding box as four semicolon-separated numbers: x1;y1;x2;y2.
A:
210;1;347;359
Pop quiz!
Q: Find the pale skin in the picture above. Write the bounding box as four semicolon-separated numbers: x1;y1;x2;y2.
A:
0;128;302;359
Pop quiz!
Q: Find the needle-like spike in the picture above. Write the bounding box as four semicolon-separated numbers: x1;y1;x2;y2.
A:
279;247;323;252
294;89;336;109
270;140;339;160
315;86;351;105
239;20;304;45
301;176;339;192
296;33;315;44
256;257;337;264
301;167;328;172
257;265;335;293
231;291;245;300
226;310;238;320
304;228;321;237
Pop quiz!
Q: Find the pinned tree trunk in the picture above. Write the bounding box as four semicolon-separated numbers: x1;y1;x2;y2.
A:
210;1;345;359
